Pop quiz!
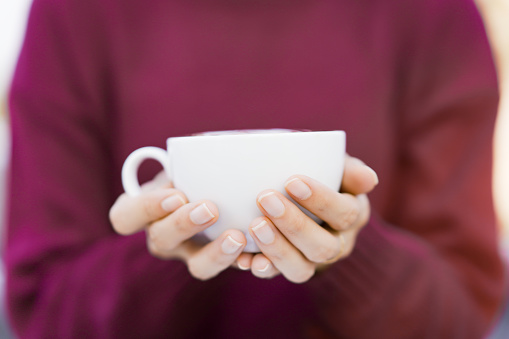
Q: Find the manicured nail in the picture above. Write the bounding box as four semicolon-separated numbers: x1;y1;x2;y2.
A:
161;195;186;212
189;203;215;225
257;262;271;273
285;178;312;200
222;235;243;254
258;192;285;218
251;220;275;245
238;262;250;270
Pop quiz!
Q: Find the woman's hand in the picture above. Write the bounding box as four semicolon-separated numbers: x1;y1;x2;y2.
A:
236;155;378;283
109;172;247;280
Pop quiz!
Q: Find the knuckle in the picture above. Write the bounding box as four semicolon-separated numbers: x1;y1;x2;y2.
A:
284;216;307;237
307;243;337;263
339;203;360;229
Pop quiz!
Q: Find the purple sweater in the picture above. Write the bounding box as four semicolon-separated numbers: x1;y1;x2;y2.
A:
5;0;506;338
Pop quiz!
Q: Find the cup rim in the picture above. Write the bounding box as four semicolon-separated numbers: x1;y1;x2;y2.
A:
167;129;345;142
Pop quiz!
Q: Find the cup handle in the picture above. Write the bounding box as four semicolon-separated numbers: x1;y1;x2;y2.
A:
121;147;171;197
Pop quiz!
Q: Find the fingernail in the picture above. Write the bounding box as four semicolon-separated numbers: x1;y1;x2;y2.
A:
238;262;250;270
161;195;186;212
354;158;379;186
367;166;379;185
257;262;271;273
222;235;243;254
258;192;285;218
190;203;215;225
285;178;312;200
251;220;275;245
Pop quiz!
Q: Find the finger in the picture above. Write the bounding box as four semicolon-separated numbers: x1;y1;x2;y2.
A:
249;217;316;283
316;233;346;270
284;175;361;231
235;252;254;271
110;188;187;235
257;190;342;264
146;232;199;260
147;200;219;255
140;170;173;192
250;253;280;279
316;227;362;271
340;226;362;258
185;230;247;280
341;154;379;195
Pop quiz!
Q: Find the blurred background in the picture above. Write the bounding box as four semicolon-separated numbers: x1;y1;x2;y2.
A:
1;1;32;337
0;1;507;338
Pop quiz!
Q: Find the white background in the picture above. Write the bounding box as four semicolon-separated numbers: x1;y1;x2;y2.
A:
0;0;31;97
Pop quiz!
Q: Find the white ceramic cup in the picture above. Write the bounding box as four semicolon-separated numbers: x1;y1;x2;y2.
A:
122;129;346;252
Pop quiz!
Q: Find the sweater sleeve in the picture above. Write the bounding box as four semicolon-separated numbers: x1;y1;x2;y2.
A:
5;1;203;338
308;1;506;338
